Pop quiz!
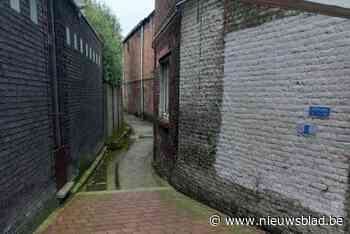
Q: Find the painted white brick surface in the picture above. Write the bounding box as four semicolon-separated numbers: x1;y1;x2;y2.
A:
215;14;350;218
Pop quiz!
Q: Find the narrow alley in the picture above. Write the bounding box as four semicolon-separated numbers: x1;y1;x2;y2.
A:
2;1;350;234
37;116;264;234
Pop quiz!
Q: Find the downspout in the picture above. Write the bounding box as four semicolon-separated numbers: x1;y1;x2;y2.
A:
140;24;144;119
49;0;61;147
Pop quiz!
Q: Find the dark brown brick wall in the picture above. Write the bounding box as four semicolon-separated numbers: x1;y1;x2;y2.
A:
153;7;181;179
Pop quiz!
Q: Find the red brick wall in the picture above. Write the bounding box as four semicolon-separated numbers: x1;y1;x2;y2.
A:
153;3;181;178
123;14;155;118
142;16;155;119
154;0;177;32
123;31;141;115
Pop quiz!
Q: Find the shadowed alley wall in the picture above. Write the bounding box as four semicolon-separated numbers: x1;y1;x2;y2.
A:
54;0;104;181
0;0;112;232
0;0;56;233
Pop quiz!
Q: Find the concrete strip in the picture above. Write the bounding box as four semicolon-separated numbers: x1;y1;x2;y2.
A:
71;146;107;194
78;186;172;196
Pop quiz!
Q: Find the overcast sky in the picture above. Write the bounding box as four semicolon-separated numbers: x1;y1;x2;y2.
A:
98;0;350;37
100;0;155;37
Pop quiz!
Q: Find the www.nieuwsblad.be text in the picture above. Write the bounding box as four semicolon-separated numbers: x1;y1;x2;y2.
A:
209;214;344;227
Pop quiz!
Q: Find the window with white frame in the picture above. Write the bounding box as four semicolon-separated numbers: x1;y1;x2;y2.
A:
30;0;38;24
10;0;20;12
74;33;78;50
80;38;84;53
66;27;71;46
159;60;169;119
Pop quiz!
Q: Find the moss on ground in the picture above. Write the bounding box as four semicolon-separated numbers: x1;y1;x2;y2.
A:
105;122;131;151
158;189;265;234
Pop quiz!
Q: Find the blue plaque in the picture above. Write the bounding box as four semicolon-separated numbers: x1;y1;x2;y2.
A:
309;106;330;119
297;123;317;136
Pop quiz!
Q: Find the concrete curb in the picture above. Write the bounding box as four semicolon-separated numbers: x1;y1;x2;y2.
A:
71;146;108;194
77;187;172;196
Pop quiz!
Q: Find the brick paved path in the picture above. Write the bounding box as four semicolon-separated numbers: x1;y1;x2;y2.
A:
39;188;263;234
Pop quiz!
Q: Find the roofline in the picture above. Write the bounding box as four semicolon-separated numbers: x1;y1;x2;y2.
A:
123;11;155;43
240;0;350;18
177;0;350;18
68;0;103;44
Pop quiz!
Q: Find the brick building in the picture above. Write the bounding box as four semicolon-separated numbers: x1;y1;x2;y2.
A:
53;0;104;184
154;0;350;233
0;0;108;233
123;12;155;120
153;0;181;179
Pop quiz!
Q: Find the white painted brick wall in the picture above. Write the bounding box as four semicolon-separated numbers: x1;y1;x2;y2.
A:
215;13;350;218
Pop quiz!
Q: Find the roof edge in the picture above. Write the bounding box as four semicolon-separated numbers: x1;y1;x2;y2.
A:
240;0;350;18
68;0;103;44
123;11;155;43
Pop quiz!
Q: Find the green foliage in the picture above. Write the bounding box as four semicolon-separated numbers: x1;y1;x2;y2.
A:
84;0;123;86
105;122;131;151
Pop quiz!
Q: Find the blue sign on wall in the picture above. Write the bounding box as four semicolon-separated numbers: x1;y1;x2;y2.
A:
297;123;317;136
309;106;331;119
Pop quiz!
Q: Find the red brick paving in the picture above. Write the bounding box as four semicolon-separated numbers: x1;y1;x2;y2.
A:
40;189;262;234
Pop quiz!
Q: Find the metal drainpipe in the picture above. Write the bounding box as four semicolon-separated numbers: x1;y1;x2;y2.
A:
49;0;62;147
140;24;144;119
